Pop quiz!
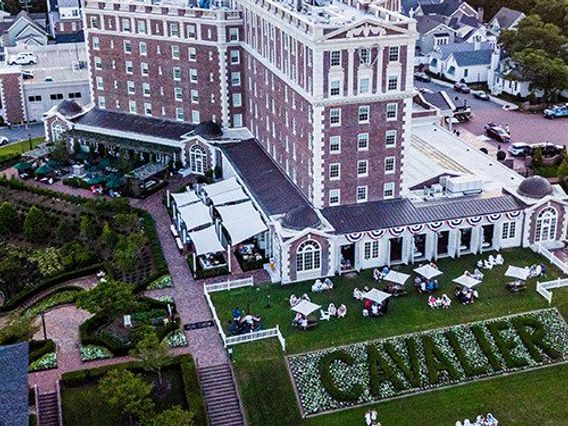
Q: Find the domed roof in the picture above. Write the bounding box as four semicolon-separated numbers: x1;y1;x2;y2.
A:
56;100;83;117
193;121;223;139
517;176;553;199
282;205;321;230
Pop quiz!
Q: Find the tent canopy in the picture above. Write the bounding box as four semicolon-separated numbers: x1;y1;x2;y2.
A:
384;270;410;285
202;177;241;197
414;264;443;280
178;202;212;231
453;274;481;288
363;288;391;304
171;191;200;208
188;226;225;256
217;201;267;245
14;162;32;171
291;300;321;316
209;187;249;206
505;265;530;281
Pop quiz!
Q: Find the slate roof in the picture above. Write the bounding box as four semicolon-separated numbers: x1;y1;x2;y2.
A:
452;48;492;66
436;41;492;60
322;195;525;234
221;139;315;218
71;108;195;141
491;7;524;29
415;15;448;34
55;31;84;43
420;0;463;17
0;342;29;426
421;91;453;111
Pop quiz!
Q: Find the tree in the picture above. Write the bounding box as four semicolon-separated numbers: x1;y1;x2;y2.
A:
55;220;76;244
79;215;98;242
0;312;40;345
513;49;568;101
558;158;568;184
0;201;20;236
146;406;194;426
113;213;141;234
99;223;116;258
98;369;154;426
533;147;544;168
24;206;49;242
113;232;148;273
76;279;139;320
130;329;172;389
50;139;69;163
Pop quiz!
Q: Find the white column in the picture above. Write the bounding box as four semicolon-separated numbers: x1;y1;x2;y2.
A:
227;244;231;273
472;226;483;254
347;48;355;96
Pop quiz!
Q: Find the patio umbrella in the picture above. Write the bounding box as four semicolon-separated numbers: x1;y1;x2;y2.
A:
46;159;61;169
505;265;530;281
453;274;481;289
34;164;53;176
291;300;321;317
414;264;443;280
86;175;105;185
384;270;411;285
13;162;32;171
362;288;391;304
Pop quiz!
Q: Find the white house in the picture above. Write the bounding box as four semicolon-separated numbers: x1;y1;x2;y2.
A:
488;7;525;35
429;42;494;83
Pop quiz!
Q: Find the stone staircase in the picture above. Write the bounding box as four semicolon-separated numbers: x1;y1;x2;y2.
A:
37;392;60;426
198;363;245;426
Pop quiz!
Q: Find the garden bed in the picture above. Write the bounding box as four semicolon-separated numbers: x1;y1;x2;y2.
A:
288;309;568;416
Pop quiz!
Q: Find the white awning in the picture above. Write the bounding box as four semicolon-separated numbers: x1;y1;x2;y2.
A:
291;300;321;316
414;264;443;280
188;226;225;256
384;270;411;285
453;274;481;288
178;202;211;231
209;187;249;206
217;201;268;245
202;177;241;197
171;191;200;208
505;265;530;281
363;288;391;304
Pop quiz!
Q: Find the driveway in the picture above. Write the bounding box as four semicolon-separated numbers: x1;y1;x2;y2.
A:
415;80;568;146
0;122;44;144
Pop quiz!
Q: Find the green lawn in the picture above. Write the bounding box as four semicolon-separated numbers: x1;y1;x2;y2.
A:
0;137;44;157
215;248;568;425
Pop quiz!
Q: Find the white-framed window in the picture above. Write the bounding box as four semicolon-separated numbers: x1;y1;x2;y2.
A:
388;74;398;91
359;48;371;65
127;81;135;94
191;89;199;103
173;67;182;81
143;83;150;96
98;96;106;109
121;18;131;32
144;102;152;115
141;62;149;76
357;133;369;150
330;50;341;66
174;87;183;101
357;186;368;202
123;40;131;53
94;56;102;70
92;36;100;50
169;22;179;37
357;160;368;177
137;20;146;34
125;60;133;74
175;107;184;121
329;163;340;180
383;182;395;199
330;108;341;126
139;42;147;56
330;80;341;96
329;189;340;206
233;113;243;127
232;93;242;107
187;24;196;39
190;145;207;174
389;46;399;62
188;47;197;61
501;221;516;240
229;28;239;41
296;240;321;272
358;106;370;123
386;103;398;120
95;76;104;90
359;77;370;94
189;69;198;82
128;100;137;113
51;123;65;141
230;50;240;64
171;45;180;59
329;136;341;153
385;130;397;147
364;241;380;260
535;207;558;242
385;157;396;174
191;110;200;124
231;72;241;86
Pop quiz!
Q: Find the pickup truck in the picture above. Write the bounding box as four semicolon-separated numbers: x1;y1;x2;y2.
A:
543;104;568;119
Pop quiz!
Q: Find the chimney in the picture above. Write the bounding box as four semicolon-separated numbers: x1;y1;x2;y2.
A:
477;6;484;22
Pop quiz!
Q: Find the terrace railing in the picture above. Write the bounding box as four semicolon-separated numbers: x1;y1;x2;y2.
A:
534;243;568;275
204;277;254;293
536;278;568;304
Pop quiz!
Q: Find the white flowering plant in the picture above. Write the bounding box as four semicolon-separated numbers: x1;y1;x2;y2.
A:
80;345;113;362
147;275;173;290
164;329;188;348
29;352;57;372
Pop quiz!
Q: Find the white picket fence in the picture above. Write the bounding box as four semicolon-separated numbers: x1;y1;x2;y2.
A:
536;278;568;304
203;278;286;351
534;244;568;275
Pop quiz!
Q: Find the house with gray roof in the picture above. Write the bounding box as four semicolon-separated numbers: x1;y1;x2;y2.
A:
415;15;456;56
0;11;48;61
488;7;525;35
429;41;494;82
413;0;481;22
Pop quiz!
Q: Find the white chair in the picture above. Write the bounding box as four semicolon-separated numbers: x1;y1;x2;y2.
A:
362;309;369;317
455;422;463;426
319;310;331;321
488;255;496;265
483;260;493;270
464;419;472;426
495;254;504;265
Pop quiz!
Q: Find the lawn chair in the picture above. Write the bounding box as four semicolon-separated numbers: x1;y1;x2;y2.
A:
319;310;331;321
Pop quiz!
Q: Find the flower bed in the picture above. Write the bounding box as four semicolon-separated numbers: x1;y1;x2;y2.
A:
29;352;57;372
164;330;188;348
147;275;173;290
149;295;175;304
288;309;568;416
24;288;83;318
80;345;113;362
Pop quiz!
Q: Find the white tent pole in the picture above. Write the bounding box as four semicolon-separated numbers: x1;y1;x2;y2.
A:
166;190;171;208
227;244;231;272
193;253;197;274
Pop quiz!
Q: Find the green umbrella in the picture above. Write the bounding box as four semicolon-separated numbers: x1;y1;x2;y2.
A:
35;164;53;176
105;177;125;189
13;162;32;171
86;175;105;185
46;159;61;169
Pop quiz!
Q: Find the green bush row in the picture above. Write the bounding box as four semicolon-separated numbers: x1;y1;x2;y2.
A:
179;354;208;426
140;212;168;277
318;350;364;402
62;177;91;189
29;339;56;364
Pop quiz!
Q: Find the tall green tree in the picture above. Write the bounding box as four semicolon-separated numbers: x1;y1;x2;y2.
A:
76;279;139;320
146;406;194;426
130;329;172;387
0;201;20;236
513;49;568;101
24;206;49;242
79;215;98;242
113;232;148;273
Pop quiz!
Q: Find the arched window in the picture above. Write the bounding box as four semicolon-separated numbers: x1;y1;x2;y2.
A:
296;240;321;272
535;207;558;242
52;123;65;141
189;145;206;174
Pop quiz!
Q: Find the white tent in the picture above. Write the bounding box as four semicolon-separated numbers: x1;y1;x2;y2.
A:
505;265;530;281
188;226;225;256
453;274;481;289
217;201;268;245
384;270;411;285
202;177;241;197
362;288;391;304
178;202;212;231
291;300;321;316
208;187;249;206
414;264;443;280
171;191;200;208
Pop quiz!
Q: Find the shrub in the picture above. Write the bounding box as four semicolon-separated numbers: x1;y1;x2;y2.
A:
24;288;83;318
179;355;208;425
24;205;49;242
319;350;364;402
0;201;20;235
63;177;90;189
29;340;56;363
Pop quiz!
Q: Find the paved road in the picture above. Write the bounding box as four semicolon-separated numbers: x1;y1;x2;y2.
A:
416;80;568;146
0;122;44;144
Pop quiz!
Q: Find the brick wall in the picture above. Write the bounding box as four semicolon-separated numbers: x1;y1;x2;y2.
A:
0;72;25;124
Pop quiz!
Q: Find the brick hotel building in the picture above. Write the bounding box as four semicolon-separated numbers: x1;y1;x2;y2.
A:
44;0;568;283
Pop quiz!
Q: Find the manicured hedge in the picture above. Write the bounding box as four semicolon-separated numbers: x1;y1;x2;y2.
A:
140;212;168;277
179;354;208;426
318;351;364;402
29;339;56;364
63;177;90;189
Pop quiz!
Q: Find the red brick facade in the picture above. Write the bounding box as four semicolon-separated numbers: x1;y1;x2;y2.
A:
0;72;25;124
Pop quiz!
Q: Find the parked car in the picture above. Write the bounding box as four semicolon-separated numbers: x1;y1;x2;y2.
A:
508;142;530;157
414;72;431;82
453;82;470;93
7;52;37;65
528;142;564;157
485;122;511;143
0;136;9;146
472;90;489;101
21;70;33;80
543;104;568;119
417;87;433;94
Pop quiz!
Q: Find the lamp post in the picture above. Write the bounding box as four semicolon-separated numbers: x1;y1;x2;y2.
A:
28;132;32;151
40;312;47;340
